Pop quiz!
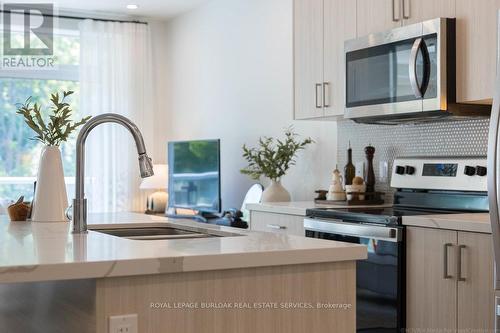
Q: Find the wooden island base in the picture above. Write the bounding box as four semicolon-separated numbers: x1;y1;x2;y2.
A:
96;261;356;333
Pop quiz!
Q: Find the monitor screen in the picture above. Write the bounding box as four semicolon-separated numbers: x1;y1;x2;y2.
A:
168;139;221;213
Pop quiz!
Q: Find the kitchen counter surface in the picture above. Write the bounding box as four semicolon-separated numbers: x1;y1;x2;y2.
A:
246;201;392;216
403;213;491;233
0;212;367;283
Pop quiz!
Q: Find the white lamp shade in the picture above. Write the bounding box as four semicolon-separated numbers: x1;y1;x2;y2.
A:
140;164;168;190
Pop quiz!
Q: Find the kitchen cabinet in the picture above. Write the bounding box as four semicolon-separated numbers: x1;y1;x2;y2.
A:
293;0;356;119
357;0;455;37
406;227;457;330
401;0;455;25
406;226;494;331
249;211;305;236
356;0;401;37
456;0;500;103
293;0;324;119
294;0;497;120
457;231;495;330
323;0;356;117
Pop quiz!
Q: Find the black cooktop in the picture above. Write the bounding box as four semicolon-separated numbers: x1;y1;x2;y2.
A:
305;206;473;226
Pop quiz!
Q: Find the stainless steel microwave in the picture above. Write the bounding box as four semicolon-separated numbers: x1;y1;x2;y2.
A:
344;18;489;124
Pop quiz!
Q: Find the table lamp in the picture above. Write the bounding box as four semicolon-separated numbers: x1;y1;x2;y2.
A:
140;164;168;214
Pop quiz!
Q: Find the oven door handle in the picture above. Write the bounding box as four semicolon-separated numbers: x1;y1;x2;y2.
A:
303;218;402;243
409;37;431;99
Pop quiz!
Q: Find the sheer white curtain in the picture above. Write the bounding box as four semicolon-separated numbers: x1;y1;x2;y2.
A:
79;20;154;213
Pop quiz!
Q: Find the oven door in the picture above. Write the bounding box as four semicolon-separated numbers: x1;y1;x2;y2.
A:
304;218;405;333
344;18;447;121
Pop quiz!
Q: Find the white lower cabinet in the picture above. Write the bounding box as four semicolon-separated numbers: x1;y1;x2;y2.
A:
406;226;494;331
249;211;305;237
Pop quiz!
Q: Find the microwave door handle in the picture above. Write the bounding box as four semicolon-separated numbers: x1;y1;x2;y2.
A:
409;38;430;98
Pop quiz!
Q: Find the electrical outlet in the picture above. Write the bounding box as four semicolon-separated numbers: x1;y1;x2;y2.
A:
355;162;365;178
109;314;138;333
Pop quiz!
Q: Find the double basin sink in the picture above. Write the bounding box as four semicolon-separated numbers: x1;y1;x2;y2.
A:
91;224;241;241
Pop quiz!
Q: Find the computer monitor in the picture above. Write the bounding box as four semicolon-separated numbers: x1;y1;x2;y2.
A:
168;139;221;215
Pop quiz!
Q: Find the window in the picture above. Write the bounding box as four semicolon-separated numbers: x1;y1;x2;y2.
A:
0;17;81;207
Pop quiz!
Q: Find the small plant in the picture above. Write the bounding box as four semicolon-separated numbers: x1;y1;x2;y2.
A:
240;128;314;181
16;91;91;146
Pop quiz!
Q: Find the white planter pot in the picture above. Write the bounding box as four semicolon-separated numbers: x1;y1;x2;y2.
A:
261;180;291;203
31;146;68;222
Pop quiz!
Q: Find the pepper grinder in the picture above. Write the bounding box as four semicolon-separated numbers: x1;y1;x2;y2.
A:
364;145;376;194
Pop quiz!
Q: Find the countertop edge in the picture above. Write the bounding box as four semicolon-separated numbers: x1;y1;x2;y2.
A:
246;203;306;216
0;246;368;283
402;214;491;234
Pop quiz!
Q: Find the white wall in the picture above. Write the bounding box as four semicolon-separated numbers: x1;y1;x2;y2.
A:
160;0;338;209
148;20;170;162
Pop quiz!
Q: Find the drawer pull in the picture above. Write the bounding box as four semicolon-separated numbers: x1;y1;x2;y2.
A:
315;83;323;109
323;82;330;107
443;243;453;279
458;245;467;282
267;224;287;230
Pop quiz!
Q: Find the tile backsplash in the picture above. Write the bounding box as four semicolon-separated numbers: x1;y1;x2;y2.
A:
336;118;490;202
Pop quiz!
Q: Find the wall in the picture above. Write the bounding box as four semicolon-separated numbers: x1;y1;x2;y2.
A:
336;118;490;202
149;20;170;163
160;0;338;209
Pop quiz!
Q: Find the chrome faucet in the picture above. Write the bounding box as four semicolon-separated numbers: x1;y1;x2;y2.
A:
72;113;154;233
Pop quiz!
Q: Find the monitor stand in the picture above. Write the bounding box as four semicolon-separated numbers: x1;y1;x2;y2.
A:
165;208;220;223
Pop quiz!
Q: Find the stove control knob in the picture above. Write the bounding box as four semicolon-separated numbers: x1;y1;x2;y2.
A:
476;166;487;177
405;166;416;175
464;166;476;176
395;166;405;175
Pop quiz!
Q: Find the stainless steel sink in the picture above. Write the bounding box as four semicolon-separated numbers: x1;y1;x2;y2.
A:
91;224;241;240
93;227;217;240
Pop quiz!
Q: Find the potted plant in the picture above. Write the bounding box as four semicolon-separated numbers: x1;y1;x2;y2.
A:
17;91;90;222
240;128;313;202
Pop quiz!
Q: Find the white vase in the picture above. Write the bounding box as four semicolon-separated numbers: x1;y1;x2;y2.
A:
31;146;69;222
261;180;291;203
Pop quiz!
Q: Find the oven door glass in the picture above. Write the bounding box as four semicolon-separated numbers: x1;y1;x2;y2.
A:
306;230;403;332
346;34;437;108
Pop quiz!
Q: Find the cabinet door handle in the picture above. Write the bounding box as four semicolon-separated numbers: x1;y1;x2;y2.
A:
323;82;330;107
315;83;323;109
267;224;287;230
443;243;453;279
458;245;467;282
403;0;410;19
392;0;401;22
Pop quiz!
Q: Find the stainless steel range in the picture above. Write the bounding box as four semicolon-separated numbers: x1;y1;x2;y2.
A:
305;157;488;332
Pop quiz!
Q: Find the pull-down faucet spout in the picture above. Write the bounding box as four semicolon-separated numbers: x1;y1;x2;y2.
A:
72;113;154;233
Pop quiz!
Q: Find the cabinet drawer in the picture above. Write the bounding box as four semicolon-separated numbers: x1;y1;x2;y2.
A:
249;211;305;236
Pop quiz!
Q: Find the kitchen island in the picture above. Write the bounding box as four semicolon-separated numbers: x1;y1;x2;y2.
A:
0;212;366;333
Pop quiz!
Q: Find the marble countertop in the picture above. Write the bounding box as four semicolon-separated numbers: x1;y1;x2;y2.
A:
403;213;491;233
246;201;392;216
248;202;491;234
0;212;367;284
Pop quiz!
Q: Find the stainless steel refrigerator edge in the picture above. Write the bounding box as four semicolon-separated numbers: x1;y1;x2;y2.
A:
487;10;500;328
